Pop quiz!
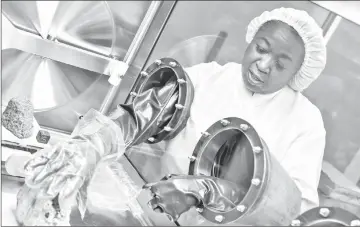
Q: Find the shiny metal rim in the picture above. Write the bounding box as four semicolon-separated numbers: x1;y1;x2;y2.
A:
129;57;193;144
162;60;194;141
188;117;269;224
291;207;360;226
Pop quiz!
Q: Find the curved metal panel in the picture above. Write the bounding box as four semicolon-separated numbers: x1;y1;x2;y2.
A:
1;1;59;39
47;1;114;56
2;49;96;111
47;1;151;58
33;74;110;133
1;1;42;36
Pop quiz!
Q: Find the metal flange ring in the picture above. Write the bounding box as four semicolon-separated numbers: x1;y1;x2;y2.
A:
129;57;194;145
188;117;269;224
291;207;360;226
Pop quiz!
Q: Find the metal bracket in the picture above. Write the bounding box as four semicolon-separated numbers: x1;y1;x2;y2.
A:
106;59;129;86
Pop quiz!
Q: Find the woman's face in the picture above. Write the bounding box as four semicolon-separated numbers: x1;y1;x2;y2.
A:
242;21;305;94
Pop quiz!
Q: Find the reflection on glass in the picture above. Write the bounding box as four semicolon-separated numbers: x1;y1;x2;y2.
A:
167;32;228;68
147;1;329;67
304;18;360;177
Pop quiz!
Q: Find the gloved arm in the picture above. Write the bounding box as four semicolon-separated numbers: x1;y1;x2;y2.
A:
109;73;179;147
281;125;326;213
16;109;125;226
16;90;177;226
16;80;179;225
146;124;256;223
16;58;193;226
143;174;248;222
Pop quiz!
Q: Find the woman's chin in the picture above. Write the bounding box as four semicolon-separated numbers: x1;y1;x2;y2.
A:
244;80;262;93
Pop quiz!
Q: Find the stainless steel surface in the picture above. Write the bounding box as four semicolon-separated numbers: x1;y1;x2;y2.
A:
2;1;59;39
2;1;42;37
2;14;13;50
99;1;163;114
48;1;150;58
2;49;97;111
32;74;110;133
47;1;113;56
1;36;111;132
103;1;177;112
2;1;151;76
2;16;118;77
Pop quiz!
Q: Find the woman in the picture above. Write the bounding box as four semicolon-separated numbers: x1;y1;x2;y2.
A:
16;7;327;226
156;6;327;219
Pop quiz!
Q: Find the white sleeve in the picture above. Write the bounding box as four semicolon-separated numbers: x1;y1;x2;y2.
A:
281;124;326;214
162;61;222;152
183;61;222;89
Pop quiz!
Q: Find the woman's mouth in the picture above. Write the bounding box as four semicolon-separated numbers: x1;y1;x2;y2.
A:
247;70;264;85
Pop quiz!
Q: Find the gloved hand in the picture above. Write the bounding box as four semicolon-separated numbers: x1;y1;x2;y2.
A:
15;58;195;226
110;71;179;147
16;184;71;226
143;174;248;222
110;58;194;147
16;109;124;226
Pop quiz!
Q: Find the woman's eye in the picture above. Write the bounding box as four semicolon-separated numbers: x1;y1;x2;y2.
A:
256;45;267;53
276;61;285;70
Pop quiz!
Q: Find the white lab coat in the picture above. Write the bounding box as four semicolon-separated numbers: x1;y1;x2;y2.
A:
162;61;326;218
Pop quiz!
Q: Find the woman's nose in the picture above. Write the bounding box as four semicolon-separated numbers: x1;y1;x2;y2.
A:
256;56;272;74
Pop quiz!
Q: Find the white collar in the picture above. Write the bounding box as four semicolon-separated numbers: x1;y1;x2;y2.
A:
248;86;293;107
